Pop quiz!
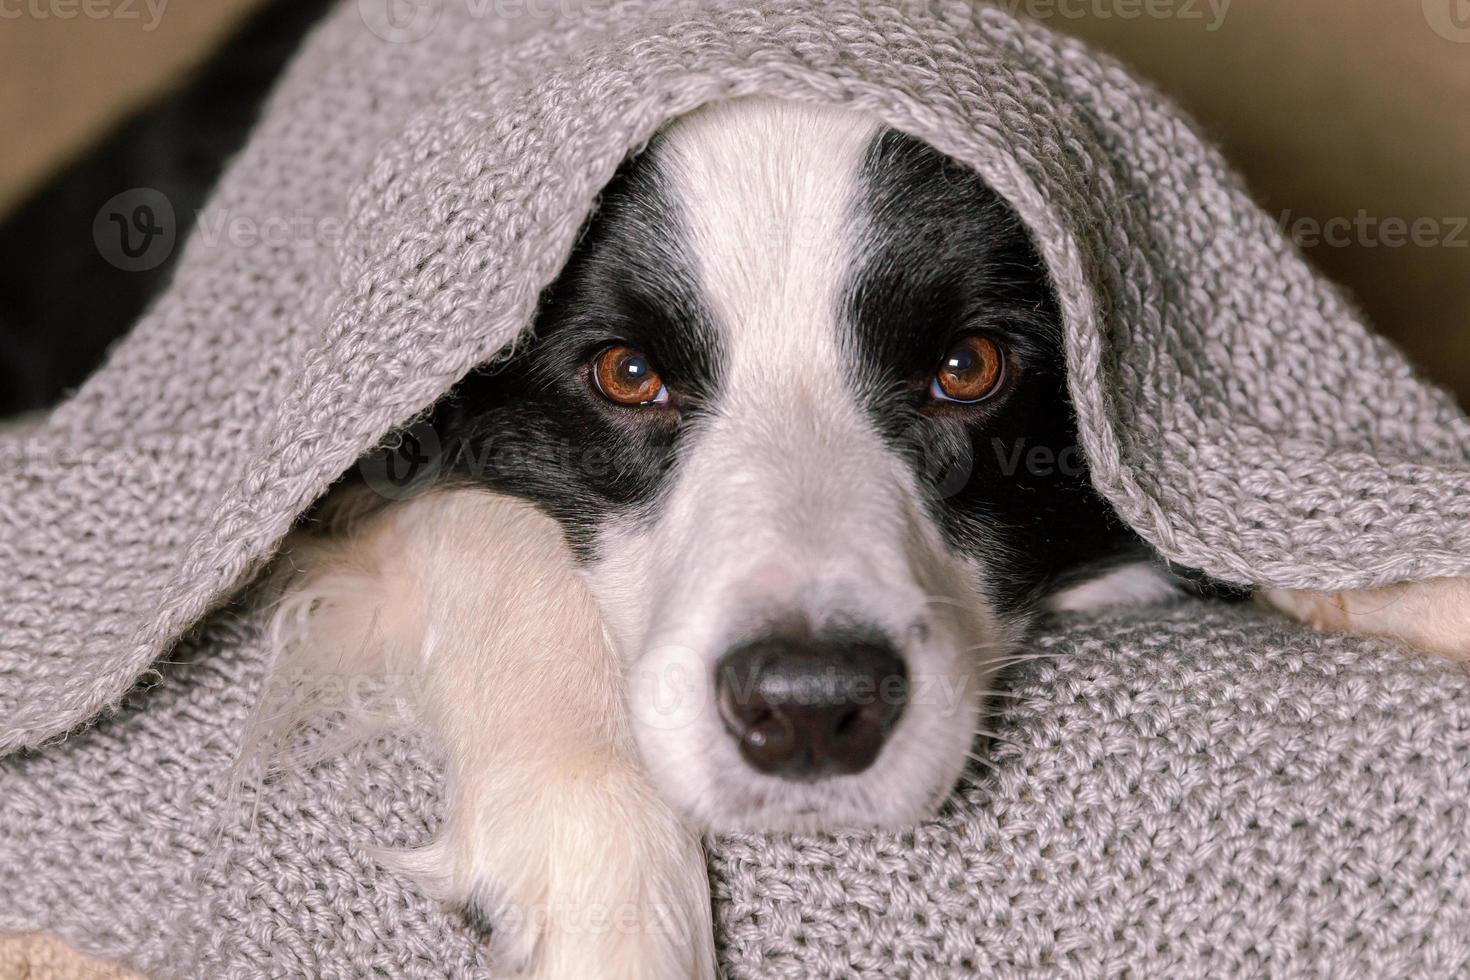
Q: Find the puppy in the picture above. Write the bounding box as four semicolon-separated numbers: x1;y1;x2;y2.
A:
268;97;1468;977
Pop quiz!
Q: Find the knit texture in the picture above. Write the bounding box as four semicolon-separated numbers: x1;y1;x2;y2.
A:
4;605;1469;977
2;0;1468;976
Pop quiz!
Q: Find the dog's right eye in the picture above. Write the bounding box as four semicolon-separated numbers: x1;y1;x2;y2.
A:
591;345;670;406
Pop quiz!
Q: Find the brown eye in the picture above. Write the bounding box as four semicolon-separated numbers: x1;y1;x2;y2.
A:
932;335;1005;403
592;345;669;406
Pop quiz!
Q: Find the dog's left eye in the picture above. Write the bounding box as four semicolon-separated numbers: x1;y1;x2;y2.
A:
931;334;1005;403
591;345;670;406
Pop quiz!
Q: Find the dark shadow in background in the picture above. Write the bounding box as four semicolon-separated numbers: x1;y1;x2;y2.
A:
0;0;334;416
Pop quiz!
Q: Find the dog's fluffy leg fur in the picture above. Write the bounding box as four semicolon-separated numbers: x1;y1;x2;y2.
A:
1260;578;1470;660
270;490;716;980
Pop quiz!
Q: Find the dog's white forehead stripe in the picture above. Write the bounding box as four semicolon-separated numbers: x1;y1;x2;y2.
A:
657;99;882;393
644;99;912;632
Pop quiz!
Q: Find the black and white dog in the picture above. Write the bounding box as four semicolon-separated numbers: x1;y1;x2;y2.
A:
272;98;1469;978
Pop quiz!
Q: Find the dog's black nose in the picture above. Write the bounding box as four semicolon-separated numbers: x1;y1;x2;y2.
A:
715;633;908;779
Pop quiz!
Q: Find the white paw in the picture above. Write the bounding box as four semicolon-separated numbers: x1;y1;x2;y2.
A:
1257;587;1353;633
382;765;716;980
1259;577;1470;660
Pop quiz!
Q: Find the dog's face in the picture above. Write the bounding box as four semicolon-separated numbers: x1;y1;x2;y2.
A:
437;99;1144;831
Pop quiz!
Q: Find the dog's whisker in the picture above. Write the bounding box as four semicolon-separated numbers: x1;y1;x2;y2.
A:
963;751;1000;771
998;652;1069;663
958;642;1016;658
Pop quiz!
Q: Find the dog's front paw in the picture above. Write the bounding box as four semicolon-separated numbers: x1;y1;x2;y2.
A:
1260;577;1470;659
386;765;715;980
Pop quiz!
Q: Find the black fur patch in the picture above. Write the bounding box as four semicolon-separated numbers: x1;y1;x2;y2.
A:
844;131;1148;611
418;136;723;553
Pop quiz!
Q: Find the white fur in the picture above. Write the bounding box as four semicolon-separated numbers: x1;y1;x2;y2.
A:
587;99;1013;832
266;491;715;980
1045;562;1181;613
1260;577;1470;660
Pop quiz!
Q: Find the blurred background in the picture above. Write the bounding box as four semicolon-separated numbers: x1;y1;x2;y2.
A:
0;0;1467;411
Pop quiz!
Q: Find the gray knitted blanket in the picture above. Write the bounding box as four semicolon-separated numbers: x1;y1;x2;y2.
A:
2;0;1468;976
